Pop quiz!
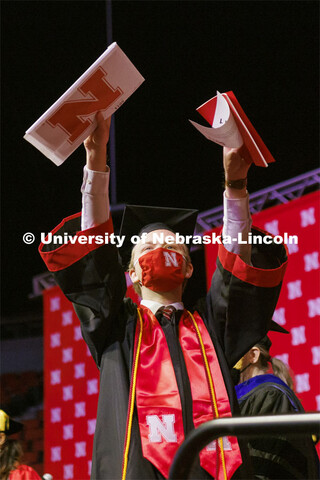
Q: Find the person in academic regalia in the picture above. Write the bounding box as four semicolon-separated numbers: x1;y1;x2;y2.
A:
234;336;319;480
0;410;41;480
39;113;288;480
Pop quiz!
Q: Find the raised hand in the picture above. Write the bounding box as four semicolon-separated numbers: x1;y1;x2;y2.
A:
84;112;111;172
223;146;252;198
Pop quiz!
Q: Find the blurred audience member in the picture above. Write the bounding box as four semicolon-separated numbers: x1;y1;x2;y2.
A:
0;410;41;480
234;336;319;479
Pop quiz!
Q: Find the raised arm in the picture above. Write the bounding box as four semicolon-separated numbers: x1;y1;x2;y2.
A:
205;148;288;366
81;112;111;230
39;113;127;366
223;146;252;264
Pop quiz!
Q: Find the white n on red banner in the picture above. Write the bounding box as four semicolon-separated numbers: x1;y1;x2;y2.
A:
205;191;320;411
43;287;99;479
43;272;139;479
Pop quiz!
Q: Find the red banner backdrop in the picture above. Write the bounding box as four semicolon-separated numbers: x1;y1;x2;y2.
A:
205;191;320;411
43;286;99;479
43;273;139;479
43;192;319;478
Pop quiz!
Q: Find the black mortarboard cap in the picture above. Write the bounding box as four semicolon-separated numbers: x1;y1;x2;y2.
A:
257;320;289;352
119;205;198;267
256;335;272;351
270;320;289;334
0;410;23;436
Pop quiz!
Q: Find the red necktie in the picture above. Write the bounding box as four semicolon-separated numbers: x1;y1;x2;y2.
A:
157;305;176;322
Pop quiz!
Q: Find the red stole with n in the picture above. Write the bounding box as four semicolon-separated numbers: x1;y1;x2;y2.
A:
134;307;242;479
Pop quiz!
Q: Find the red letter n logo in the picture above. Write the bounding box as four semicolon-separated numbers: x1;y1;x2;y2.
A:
47;67;122;144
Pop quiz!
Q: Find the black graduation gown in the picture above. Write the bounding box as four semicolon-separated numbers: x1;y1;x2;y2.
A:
235;374;319;479
39;214;288;479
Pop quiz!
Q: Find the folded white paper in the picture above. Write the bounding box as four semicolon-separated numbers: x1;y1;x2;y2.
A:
190;90;274;167
189;92;243;148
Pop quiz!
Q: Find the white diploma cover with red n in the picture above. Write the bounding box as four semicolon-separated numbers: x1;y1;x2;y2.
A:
24;42;144;165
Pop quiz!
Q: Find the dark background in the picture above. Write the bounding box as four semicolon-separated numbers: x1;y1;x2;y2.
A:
1;0;319;317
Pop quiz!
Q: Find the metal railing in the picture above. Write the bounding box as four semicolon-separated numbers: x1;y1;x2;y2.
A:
168;413;320;479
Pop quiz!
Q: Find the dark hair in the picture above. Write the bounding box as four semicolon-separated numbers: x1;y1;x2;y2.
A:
0;438;23;479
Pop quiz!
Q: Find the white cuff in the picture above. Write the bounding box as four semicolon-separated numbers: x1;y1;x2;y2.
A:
81;166;110;230
223;191;251;222
222;191;252;264
81;165;110;195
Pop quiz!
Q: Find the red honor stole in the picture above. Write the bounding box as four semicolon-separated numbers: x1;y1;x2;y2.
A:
134;307;242;479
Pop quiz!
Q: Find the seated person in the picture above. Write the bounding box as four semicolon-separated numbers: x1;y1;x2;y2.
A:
235;337;319;479
39;113;288;479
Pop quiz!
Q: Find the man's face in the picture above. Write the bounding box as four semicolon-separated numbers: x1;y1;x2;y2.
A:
129;229;193;292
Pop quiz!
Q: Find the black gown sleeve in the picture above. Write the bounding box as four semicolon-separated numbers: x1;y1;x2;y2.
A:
39;212;127;366
206;227;288;367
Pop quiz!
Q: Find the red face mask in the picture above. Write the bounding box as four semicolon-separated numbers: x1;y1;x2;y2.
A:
137;248;186;292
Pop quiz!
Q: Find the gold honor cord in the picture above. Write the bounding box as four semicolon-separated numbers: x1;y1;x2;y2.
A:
187;311;228;480
121;309;143;480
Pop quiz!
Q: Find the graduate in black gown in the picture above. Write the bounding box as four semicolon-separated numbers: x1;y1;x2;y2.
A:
234;336;319;479
39;113;288;479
